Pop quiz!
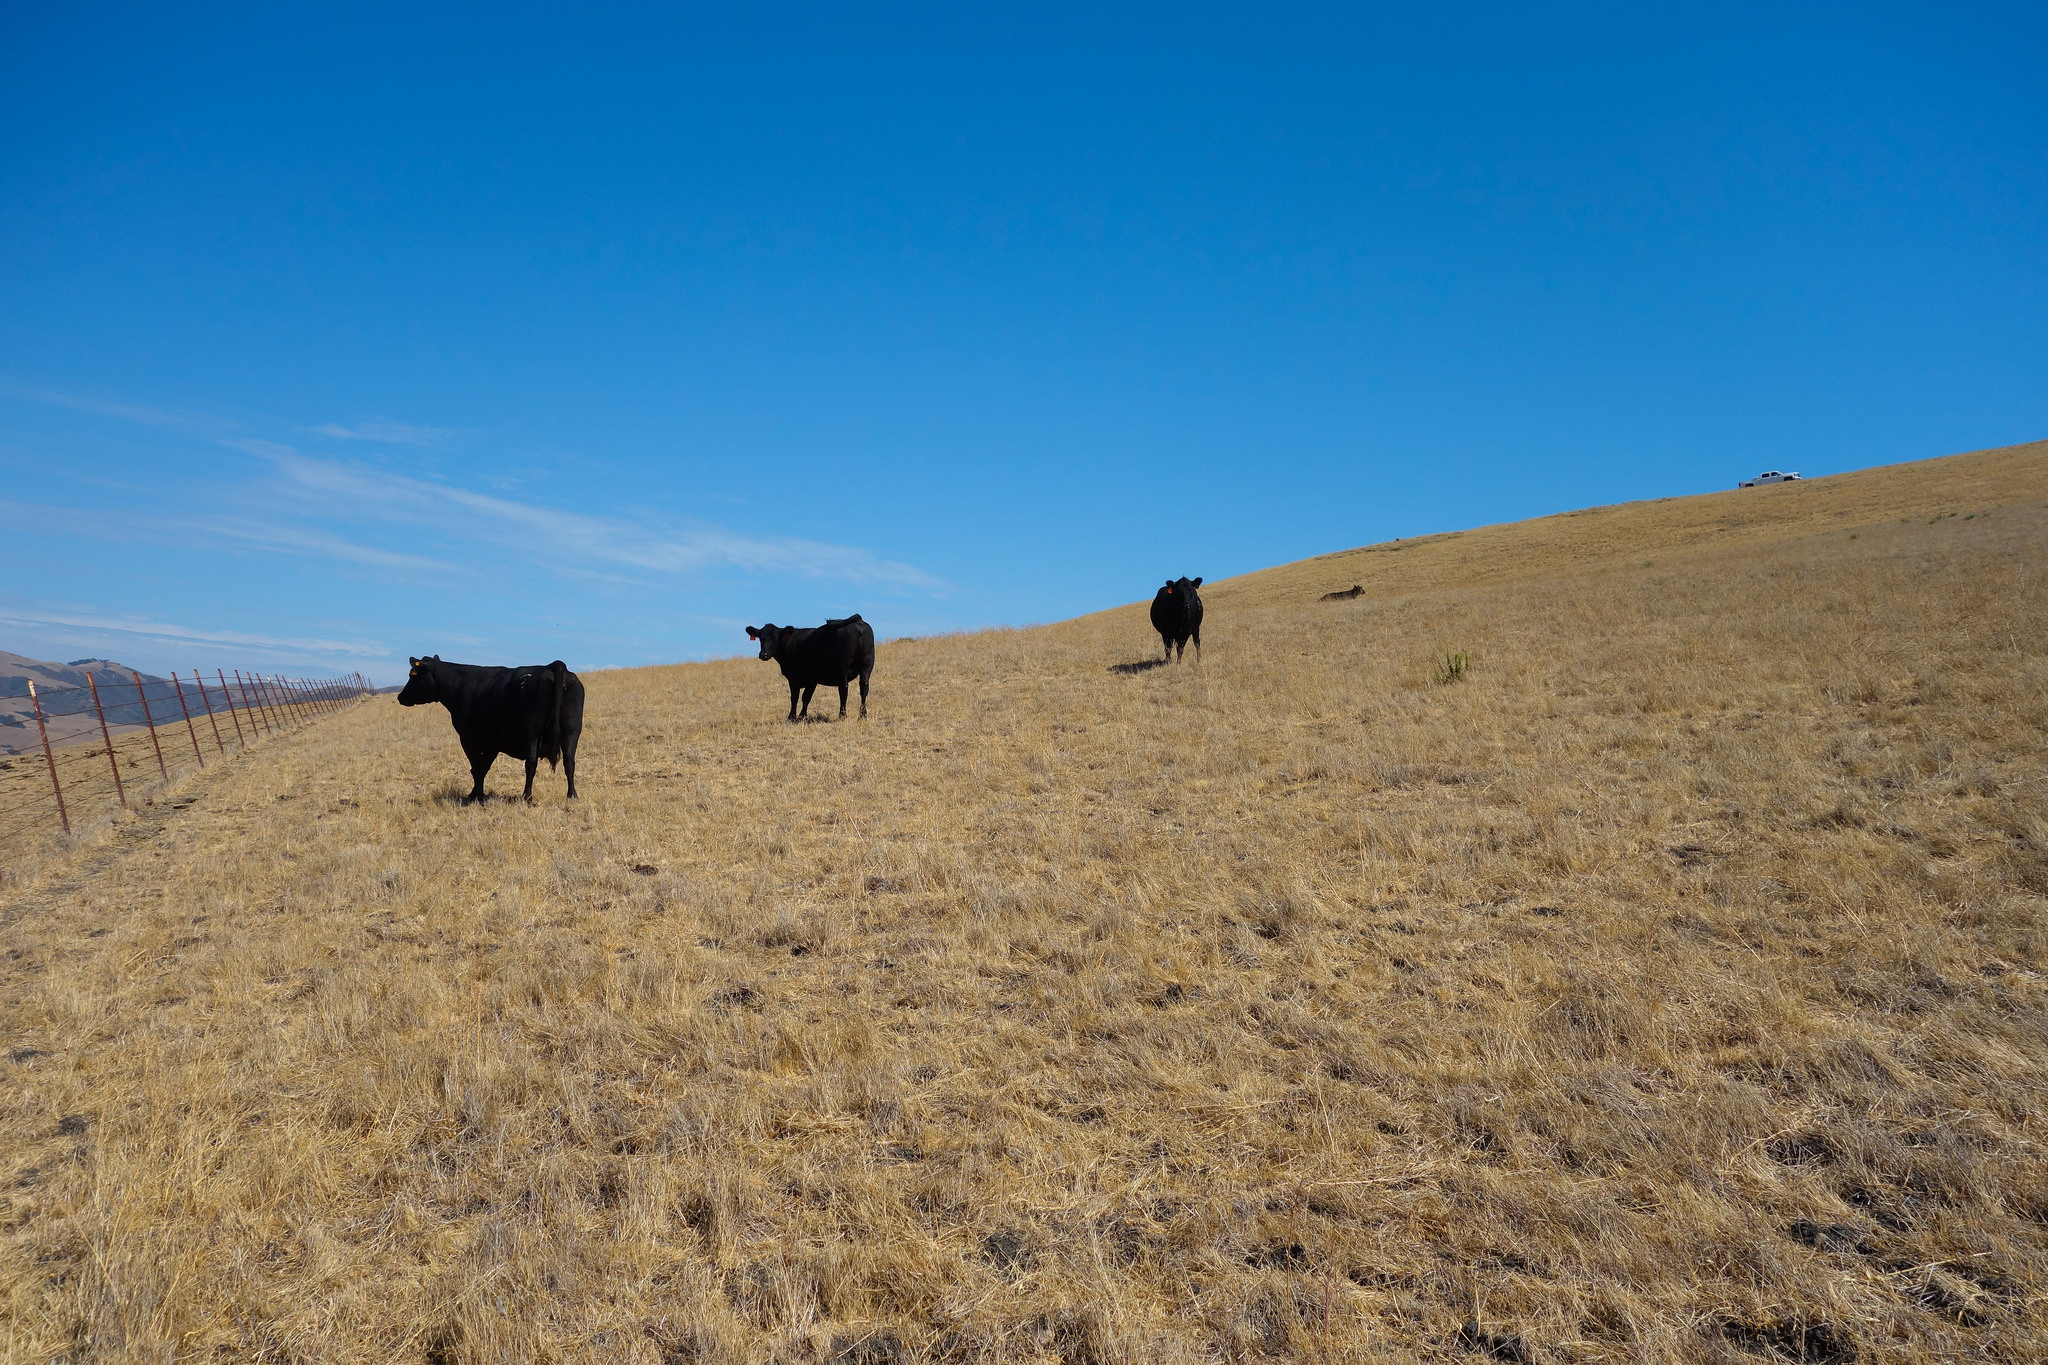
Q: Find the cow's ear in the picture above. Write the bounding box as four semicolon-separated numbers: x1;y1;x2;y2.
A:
746;627;758;639
1192;577;1202;587
408;657;419;667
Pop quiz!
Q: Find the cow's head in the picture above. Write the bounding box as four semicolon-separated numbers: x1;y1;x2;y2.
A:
396;655;442;706
1153;576;1203;604
745;625;783;661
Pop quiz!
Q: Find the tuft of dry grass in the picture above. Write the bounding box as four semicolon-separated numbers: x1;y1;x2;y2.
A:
3;439;2045;1363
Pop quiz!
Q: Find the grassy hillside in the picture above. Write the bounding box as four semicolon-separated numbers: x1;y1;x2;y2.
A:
3;439;2045;1364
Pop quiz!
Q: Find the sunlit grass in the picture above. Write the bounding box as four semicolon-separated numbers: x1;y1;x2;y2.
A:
2;439;2044;1362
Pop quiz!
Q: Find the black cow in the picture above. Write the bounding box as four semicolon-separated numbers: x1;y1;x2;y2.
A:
1149;577;1204;661
396;655;583;803
745;615;875;720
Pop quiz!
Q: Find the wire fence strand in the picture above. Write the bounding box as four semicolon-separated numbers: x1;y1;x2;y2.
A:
1;669;373;848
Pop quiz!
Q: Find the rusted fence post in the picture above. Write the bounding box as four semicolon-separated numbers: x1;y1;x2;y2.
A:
234;670;268;735
237;670;263;732
84;673;127;809
132;671;168;781
171;672;206;767
197;668;227;751
27;682;69;834
218;669;246;747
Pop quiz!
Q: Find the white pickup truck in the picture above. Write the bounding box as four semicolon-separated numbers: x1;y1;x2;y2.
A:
1739;470;1801;487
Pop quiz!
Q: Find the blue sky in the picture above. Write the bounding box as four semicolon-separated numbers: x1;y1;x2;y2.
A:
3;3;2042;684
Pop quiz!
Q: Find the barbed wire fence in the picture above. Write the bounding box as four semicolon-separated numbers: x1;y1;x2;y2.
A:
0;667;373;847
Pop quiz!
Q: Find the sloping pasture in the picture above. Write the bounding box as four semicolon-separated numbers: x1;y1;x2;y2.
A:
3;441;2045;1362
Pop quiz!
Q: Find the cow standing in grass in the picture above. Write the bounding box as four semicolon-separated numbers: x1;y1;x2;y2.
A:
1150;577;1204;661
397;655;583;803
746;615;875;720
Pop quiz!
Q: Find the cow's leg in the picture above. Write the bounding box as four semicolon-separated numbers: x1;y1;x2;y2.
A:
1192;624;1201;657
1161;632;1171;661
562;731;579;800
858;667;871;719
800;683;818;718
787;679;801;722
836;681;849;718
464;746;495;804
523;754;539;803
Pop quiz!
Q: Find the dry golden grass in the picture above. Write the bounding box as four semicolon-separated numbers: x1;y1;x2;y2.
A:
3;440;2045;1364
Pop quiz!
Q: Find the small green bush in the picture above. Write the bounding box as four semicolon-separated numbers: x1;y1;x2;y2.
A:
1434;650;1470;685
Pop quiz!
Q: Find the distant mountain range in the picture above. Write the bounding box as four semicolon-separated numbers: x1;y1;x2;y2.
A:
0;651;204;750
1;650;166;695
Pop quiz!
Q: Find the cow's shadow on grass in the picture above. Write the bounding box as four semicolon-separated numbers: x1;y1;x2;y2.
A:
427;785;535;807
1108;659;1169;675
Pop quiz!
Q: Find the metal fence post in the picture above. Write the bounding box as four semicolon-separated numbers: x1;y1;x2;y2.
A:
85;673;127;809
218;669;246;746
237;670;263;732
27;682;69;834
132;670;168;781
234;670;268;734
196;668;226;752
171;671;206;767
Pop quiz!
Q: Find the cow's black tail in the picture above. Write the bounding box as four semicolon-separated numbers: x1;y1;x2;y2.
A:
541;660;569;769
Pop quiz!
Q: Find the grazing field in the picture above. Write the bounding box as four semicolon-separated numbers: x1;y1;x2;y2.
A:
3;440;2045;1364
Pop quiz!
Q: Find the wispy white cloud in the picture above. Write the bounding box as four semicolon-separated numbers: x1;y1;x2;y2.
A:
258;450;949;590
0;384;239;438
314;419;453;446
6;385;949;593
0;605;392;660
219;437;302;460
0;498;461;576
189;518;463;574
